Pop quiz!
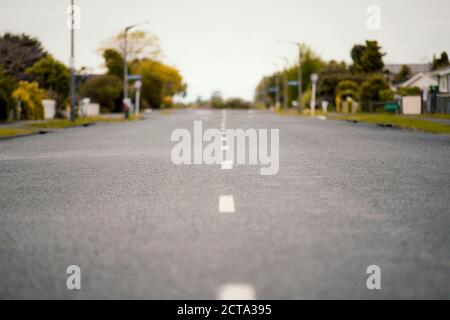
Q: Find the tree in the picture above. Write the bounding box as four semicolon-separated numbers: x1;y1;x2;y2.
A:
395;65;411;84
101;31;161;62
224;98;252;109
210;91;224;109
360;75;390;110
131;59;186;108
26;56;70;112
350;44;366;74
255;44;324;107
350;40;385;74
318;60;360;103
336;80;360;101
361;41;385;73
78;75;123;112
432;52;450;71
0;67;18;120
103;49;124;79
12;81;46;120
0;33;47;81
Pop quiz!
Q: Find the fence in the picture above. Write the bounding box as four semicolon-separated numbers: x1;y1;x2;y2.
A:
435;94;450;114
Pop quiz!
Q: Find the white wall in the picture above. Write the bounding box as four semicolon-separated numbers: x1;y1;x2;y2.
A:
78;98;100;117
42;99;56;119
402;96;422;115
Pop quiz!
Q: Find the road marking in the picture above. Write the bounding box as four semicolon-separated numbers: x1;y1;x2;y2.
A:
221;160;233;170
217;284;256;300
318;116;327;120
219;195;235;213
221;145;229;151
221;136;227;142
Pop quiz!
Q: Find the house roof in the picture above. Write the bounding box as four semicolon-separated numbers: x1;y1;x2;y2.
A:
430;66;450;77
385;64;431;75
400;72;437;88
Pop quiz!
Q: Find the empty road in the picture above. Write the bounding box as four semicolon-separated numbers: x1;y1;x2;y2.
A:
1;109;449;299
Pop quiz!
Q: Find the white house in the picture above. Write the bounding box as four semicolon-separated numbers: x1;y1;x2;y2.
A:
400;72;437;90
431;66;450;93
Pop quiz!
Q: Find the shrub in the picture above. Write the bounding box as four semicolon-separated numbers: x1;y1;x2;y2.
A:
224;98;252;109
379;89;395;101
78;74;122;112
335;80;360;101
397;87;422;96
0;68;18;120
360;75;390;102
12;81;46;120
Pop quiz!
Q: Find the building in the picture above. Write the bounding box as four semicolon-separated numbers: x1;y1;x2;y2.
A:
430;66;450;93
400;72;437;91
385;64;432;75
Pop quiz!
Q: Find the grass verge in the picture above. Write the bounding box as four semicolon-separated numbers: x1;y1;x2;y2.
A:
328;113;450;135
25;115;136;129
0;127;36;138
416;113;450;120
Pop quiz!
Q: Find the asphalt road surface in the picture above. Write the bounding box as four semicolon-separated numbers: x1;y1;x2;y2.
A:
1;109;449;299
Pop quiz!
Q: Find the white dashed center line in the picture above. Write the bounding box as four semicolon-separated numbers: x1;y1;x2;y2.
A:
217;283;256;300
219;195;235;213
221;160;233;170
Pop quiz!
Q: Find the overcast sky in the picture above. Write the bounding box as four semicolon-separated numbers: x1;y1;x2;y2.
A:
1;0;449;101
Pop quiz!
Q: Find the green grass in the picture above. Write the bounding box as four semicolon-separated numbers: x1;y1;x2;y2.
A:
25;116;132;129
0;127;36;138
328;113;450;135
275;108;326;117
417;113;450;120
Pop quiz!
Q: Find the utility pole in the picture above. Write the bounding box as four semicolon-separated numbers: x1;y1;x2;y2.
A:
69;0;76;121
311;73;319;117
293;42;303;113
123;21;149;119
273;63;281;109
282;57;289;109
123;26;130;119
275;73;280;109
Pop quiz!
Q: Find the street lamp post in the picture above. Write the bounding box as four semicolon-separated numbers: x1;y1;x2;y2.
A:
310;73;319;117
282;57;289;109
293;42;302;113
69;0;76;121
134;80;142;115
123;21;149;119
273;63;281;109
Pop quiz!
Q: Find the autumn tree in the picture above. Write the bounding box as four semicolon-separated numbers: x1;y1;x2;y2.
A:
100;31;161;62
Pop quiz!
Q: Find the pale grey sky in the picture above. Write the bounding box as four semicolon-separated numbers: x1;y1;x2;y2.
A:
0;0;449;101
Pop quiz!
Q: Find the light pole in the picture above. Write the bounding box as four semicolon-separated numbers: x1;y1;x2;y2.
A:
123;21;149;118
292;42;302;113
281;57;289;109
310;73;319;117
134;80;142;115
273;63;281;109
69;0;76;121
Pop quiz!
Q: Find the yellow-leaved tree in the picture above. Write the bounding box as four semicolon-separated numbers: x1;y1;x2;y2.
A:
12;81;46;120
